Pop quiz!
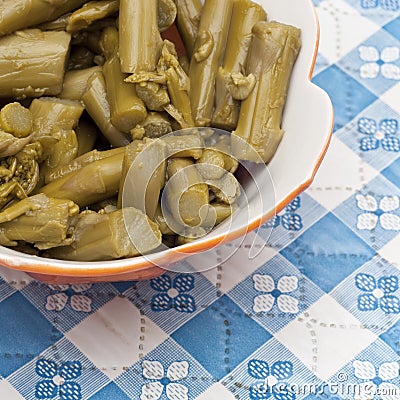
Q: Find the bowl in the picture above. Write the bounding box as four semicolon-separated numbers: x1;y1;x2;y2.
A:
0;0;333;284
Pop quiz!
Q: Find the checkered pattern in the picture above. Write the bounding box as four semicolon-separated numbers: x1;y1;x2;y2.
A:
0;1;400;399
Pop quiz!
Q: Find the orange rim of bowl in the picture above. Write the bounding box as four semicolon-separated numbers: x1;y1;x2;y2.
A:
0;0;334;278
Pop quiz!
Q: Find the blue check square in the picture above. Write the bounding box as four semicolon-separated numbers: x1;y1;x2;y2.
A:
171;295;272;381
312;65;377;132
0;292;62;378
281;213;376;293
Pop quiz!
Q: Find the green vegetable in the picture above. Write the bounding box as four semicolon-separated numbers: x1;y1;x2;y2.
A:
0;0;87;36
0;29;71;99
119;0;162;73
82;70;130;147
0;193;79;250
232;21;301;163
46;207;162;261
100;27;147;133
189;0;234;126
212;0;266;130
174;0;202;57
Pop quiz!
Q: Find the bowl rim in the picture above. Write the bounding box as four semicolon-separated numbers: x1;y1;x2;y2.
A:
0;0;334;278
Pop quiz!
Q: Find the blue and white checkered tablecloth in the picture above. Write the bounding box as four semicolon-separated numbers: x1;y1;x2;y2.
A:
1;1;400;399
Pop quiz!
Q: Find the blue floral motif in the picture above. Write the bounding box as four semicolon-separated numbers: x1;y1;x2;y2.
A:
150;274;196;313
358;118;400;152
361;0;399;10
355;273;400;314
267;197;303;231
248;360;296;400
35;359;82;400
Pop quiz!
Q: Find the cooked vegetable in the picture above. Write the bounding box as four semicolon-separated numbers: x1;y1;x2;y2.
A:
36;13;72;32
46;208;162;261
118;139;167;219
0;102;33;138
45;147;125;183
60;66;102;101
100;27;147;133
189;0;234;126
0;29;71;99
130;112;172;140
39;151;124;207
0;142;42;207
206;171;240;205
0;0;87;36
165;157;209;227
30;98;83;133
232;21;301;163
161;132;204;159
212;0;266;130
67;0;119;33
82;70;130;147
174;0;202;57
0;0;301;261
0;193;79;249
135;82;170;112
158;0;177;33
119;0;162;73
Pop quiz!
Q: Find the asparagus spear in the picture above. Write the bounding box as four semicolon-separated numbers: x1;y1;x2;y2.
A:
39;152;124;207
0;29;71;99
45;147;125;183
174;0;202;57
212;0;266;130
165;158;209;227
30;98;84;134
59;66;102;101
82;70;130;147
100;27;147;133
119;0;162;74
189;0;234;126
0;193;79;250
118;139;167;220
232;21;301;163
0;0;87;36
67;0;119;33
46;208;162;261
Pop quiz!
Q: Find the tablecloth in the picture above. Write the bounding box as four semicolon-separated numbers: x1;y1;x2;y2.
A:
0;1;400;399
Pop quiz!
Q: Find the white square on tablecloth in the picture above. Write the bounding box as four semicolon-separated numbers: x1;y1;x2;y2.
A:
194;383;237;400
307;136;379;210
65;296;168;380
0;267;33;291
381;82;400;115
0;380;24;399
316;0;381;65
202;232;277;293
275;294;377;381
379;233;400;270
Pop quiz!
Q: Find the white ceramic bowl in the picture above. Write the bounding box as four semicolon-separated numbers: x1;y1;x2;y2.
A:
0;0;333;283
